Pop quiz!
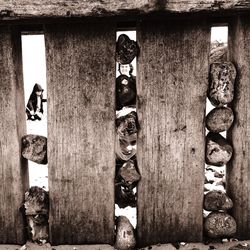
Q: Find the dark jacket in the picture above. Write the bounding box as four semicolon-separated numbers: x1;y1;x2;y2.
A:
26;84;47;114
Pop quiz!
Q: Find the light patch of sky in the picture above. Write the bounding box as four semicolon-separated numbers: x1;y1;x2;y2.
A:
22;35;47;105
211;26;228;44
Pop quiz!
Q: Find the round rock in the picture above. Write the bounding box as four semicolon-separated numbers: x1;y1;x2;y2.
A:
22;134;47;164
206;132;233;166
208;62;236;106
115;216;136;250
206;107;234;133
116;34;139;64
24;186;49;215
204;190;233;211
117;160;141;188
115;185;136;208
116;75;136;110
204;212;237;238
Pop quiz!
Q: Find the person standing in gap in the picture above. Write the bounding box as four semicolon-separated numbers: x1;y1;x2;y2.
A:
26;83;47;121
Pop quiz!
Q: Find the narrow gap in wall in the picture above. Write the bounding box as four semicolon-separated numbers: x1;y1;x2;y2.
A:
204;25;229;226
21;33;48;191
115;29;138;230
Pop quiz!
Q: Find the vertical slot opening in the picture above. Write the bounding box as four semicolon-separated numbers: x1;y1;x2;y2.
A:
204;25;233;239
21;33;48;191
115;28;138;230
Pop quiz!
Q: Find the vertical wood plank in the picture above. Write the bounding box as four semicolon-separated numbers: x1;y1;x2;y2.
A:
0;26;28;244
45;22;115;245
137;18;210;246
227;15;250;239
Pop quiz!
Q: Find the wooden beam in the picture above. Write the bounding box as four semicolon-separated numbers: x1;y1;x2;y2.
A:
45;22;116;245
0;26;28;244
136;18;210;246
227;15;250;239
0;1;249;20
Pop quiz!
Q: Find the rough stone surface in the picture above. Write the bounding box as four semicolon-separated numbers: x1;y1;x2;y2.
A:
115;216;136;250
206;132;233;166
115;185;136;208
116;111;139;140
204;212;237;238
206;107;234;133
24;187;49;244
22;134;47;164
208;62;236;106
116;34;139;64
24;186;49;215
204;190;233;211
210;44;228;63
116;159;141;188
116;75;136;110
26;216;49;244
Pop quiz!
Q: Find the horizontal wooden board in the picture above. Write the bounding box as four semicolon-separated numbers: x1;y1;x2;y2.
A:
45;22;116;245
137;18;210;246
0;1;249;20
0;26;28;244
227;15;250;239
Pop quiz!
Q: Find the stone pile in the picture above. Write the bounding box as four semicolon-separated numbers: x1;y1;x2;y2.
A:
21;135;49;245
115;34;140;249
24;186;49;244
204;61;237;239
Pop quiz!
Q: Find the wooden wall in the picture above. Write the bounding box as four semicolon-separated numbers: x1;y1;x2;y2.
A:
0;0;250;19
136;18;210;246
0;26;28;244
45;22;116;245
1;13;250;246
227;15;250;239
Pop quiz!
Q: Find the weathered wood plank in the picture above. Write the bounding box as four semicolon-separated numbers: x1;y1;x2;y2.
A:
45;22;116;245
0;0;250;20
227;15;250;239
137;18;210;246
0;26;28;244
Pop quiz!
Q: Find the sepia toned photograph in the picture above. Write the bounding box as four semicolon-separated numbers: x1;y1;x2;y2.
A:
0;1;249;250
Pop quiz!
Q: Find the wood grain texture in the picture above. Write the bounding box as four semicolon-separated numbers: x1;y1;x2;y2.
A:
45;22;116;245
227;15;250;239
0;26;28;244
0;0;250;20
137;18;210;246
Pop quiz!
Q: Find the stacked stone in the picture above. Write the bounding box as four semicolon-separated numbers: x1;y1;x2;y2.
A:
204;61;237;239
24;186;49;244
21;134;49;244
115;34;140;249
